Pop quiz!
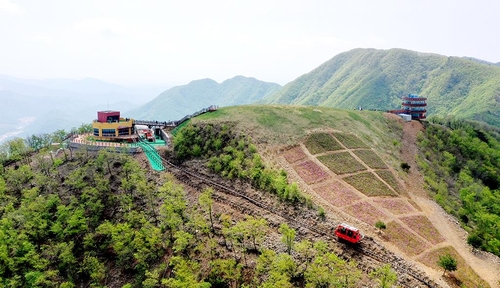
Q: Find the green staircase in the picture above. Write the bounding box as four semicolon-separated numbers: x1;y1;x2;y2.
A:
136;141;165;171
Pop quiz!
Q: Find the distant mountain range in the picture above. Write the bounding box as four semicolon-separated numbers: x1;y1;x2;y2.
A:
127;76;281;121
0;75;168;142
2;48;500;143
263;48;500;127
0;75;280;143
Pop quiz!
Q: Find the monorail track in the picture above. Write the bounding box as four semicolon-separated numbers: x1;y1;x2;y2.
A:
157;154;439;288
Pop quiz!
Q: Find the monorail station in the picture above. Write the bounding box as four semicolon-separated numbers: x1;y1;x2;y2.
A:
92;110;138;142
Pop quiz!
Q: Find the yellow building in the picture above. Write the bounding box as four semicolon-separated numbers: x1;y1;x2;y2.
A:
92;111;138;142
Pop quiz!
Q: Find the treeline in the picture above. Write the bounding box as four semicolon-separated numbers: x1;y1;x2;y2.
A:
417;117;500;255
173;122;309;204
0;147;381;287
0;123;92;165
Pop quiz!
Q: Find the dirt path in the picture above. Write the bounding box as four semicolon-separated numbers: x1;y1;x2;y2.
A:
399;119;500;287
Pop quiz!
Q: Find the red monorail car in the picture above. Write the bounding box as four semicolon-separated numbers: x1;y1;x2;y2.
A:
335;223;363;244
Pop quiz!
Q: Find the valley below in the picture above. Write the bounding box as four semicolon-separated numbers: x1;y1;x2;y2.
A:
0;116;35;143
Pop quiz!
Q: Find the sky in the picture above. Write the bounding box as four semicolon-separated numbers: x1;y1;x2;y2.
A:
1;0;499;86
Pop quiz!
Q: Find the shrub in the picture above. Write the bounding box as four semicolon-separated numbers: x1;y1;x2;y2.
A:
375;220;386;230
318;207;326;221
467;233;482;249
438;253;457;276
400;162;411;172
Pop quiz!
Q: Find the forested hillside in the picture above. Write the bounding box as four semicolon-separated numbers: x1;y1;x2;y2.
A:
264;48;500;127
0;131;370;287
127;76;281;121
417;118;500;256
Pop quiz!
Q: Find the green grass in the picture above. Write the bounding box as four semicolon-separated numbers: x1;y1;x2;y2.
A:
171;119;191;136
375;170;401;193
317;152;367;174
189;106;402;153
348;111;371;129
343;172;397;196
195;109;226;120
333;133;370;149
353;149;387;169
255;109;289;128
304;132;343;154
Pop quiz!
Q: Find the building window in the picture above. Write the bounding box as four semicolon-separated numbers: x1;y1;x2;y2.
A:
102;129;116;137
93;128;99;136
118;128;130;136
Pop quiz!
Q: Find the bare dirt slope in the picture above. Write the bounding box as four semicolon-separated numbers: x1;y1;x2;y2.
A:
399;119;500;287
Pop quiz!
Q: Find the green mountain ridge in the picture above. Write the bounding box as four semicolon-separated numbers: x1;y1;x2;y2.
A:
127;76;281;121
264;48;500;127
462;57;500;67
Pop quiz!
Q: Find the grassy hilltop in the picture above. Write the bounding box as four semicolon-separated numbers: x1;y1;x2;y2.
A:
193;105;402;151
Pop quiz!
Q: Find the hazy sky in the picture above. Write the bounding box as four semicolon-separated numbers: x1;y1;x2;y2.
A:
1;0;499;86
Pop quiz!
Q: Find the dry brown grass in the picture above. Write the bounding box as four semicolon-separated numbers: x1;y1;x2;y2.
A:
282;146;307;163
293;160;329;184
384;221;431;256
400;215;445;245
372;198;416;215
407;199;423;212
343;172;397;197
313;181;361;207
417;246;490;288
343;201;389;225
353;149;387;169
317;152;367;175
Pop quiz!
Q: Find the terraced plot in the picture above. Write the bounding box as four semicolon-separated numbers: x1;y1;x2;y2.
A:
407;199;422;212
333;133;370;149
417;246;489;288
343;201;389;225
293;160;328;184
400;215;445;245
314;181;361;207
317;152;367;175
375;170;401;193
384;221;431;256
353;149;387;169
283;146;307;163
372;198;416;215
343;172;397;197
304;132;343;154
